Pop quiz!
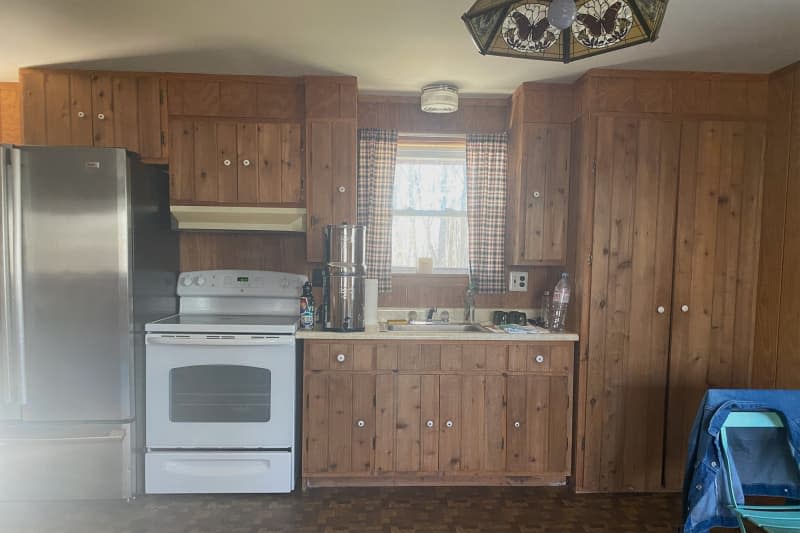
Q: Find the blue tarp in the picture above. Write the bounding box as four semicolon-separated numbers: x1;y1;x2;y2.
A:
682;389;800;533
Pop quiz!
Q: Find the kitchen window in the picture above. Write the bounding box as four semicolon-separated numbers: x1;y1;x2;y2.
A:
392;135;469;273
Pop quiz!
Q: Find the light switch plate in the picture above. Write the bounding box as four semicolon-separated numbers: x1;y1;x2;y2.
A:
509;271;529;292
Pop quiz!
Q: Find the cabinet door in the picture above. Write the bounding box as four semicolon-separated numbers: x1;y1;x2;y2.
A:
21;71;46;144
663;121;765;489
216;121;238;203
303;373;376;475
168;118;194;202
579;117;680;492
136;76;165;160
306;119;357;261
257;123;282;203
69;73;93;146
111;76;139;152
90;74;114;147
193;120;219;202
236;123;259;203
512;123;571;264
43;72;71;145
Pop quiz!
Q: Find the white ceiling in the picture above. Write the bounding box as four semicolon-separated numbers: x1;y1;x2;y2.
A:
2;0;799;95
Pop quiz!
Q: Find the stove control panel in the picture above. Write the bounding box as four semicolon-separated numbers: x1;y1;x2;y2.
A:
177;270;307;298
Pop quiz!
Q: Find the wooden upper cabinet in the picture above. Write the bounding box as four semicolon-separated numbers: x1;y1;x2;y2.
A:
306;119;357;262
507;123;571;265
168;117;303;206
19;69;166;161
167;77;303;120
0;82;21;144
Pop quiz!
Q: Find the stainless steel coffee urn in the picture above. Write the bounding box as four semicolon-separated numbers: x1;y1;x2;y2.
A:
323;224;366;331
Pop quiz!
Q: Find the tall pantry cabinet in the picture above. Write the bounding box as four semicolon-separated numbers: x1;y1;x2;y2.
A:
570;72;768;492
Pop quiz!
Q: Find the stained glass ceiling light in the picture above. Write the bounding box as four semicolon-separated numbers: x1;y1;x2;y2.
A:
462;0;669;63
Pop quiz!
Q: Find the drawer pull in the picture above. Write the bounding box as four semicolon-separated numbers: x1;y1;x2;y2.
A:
445;420;454;429
242;159;251;167
356;420;365;428
97;113;105;120
336;353;346;363
426;420;434;429
77;111;86;118
514;421;521;429
535;354;545;364
223;159;232;167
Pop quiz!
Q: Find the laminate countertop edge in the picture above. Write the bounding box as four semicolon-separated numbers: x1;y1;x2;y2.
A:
295;330;579;342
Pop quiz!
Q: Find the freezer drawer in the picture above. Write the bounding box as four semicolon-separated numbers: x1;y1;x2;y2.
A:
145;451;294;494
0;423;132;500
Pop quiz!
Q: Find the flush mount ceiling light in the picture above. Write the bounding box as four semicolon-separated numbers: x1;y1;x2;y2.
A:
462;0;669;63
421;84;459;114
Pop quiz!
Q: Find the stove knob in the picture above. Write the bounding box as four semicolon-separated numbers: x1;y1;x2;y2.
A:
181;277;192;287
195;276;206;286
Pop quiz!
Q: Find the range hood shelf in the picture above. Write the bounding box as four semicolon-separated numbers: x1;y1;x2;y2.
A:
170;205;307;232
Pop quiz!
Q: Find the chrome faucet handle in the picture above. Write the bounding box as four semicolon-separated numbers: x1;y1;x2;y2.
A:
426;307;438;321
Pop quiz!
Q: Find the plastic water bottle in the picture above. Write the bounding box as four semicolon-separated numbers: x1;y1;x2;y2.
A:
550;273;570;331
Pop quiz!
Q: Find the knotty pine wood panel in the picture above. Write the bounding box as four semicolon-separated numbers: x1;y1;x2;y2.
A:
378;270;561;309
168;118;194;202
508;83;574;128
192;120;218;202
395;374;423;472
580;117;680;493
663;120;765;490
216;121;238;203
20;70;46;144
305;76;357;119
573;70;768;120
752;66;795;388
774;64;800;389
69;74;94;146
351;374;376;473
359;95;509;133
90;74;114;147
137;76;164;160
43;72;71;145
178;232;307;275
0;82;20;144
112;76;140;153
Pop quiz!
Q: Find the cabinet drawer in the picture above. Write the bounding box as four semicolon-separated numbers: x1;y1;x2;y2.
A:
304;342;376;370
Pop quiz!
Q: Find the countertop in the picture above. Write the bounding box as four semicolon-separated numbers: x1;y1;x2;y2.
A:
296;327;578;342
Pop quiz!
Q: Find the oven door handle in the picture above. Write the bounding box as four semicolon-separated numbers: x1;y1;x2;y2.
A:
146;335;294;347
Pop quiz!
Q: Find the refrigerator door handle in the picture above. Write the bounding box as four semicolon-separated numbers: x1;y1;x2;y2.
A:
3;147;26;407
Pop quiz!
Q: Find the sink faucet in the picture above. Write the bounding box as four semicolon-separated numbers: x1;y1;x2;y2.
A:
425;307;437;321
464;283;476;323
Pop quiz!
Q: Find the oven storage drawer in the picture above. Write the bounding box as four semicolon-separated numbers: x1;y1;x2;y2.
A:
145;451;294;493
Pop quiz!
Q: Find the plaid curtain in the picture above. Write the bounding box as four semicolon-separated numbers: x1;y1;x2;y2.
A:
357;129;398;292
466;133;508;294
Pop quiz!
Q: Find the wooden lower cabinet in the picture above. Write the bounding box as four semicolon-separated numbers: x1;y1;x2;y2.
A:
302;340;574;487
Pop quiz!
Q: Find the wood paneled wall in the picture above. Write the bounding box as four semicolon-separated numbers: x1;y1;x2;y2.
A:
358;95;509;134
752;62;800;389
0;82;21;143
179;232;308;275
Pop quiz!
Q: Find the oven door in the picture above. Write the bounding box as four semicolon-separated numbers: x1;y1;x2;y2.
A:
145;333;295;449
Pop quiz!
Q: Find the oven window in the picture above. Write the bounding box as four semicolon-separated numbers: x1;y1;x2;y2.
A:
169;365;271;422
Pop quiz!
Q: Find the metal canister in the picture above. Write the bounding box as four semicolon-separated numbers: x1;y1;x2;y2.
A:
325;224;366;267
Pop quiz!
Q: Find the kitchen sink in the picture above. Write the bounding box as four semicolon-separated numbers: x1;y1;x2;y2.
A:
386;322;489;333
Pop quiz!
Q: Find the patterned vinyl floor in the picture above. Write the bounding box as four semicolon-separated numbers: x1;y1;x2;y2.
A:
0;486;683;533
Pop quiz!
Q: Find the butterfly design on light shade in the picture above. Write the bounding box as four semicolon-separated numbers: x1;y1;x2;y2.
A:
573;0;634;49
501;3;561;53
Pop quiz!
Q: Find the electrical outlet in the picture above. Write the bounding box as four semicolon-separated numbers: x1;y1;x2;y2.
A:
509;271;529;292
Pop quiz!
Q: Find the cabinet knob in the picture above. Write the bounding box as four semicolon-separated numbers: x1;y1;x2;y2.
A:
356;419;365;428
336;353;346;363
338;186;346;193
77;111;86;118
532;191;541;198
97;113;105;120
657;306;666;314
223;159;232;167
535;354;545;364
426;420;434;429
514;421;521;429
681;305;689;313
242;159;251;167
445;420;454;429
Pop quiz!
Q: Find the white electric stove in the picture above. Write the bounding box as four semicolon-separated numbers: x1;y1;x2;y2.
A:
144;270;307;494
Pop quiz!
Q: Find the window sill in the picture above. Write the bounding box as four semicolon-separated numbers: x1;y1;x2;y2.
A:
391;272;470;281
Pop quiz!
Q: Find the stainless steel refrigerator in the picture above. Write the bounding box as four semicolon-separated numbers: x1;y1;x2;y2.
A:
0;145;178;500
